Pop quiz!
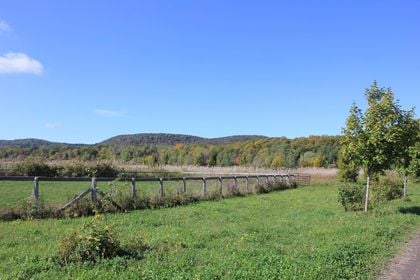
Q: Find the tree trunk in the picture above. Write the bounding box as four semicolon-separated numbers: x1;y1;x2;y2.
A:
403;175;408;198
364;175;370;212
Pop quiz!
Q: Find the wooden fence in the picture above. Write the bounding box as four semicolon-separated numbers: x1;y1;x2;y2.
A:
295;173;311;186
0;173;310;212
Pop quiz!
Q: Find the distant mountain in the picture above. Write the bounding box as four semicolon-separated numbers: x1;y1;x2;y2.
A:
0;138;79;148
99;133;268;146
0;134;268;148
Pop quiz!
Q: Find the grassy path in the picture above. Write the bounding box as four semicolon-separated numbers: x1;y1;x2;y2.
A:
1;183;420;279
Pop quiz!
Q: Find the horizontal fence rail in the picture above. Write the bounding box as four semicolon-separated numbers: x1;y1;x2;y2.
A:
0;174;310;182
0;173;310;214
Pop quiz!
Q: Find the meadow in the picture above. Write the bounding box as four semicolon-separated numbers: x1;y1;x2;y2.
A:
1;182;420;279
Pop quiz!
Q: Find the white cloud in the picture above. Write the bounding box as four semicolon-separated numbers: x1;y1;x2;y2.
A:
44;122;61;129
93;109;126;118
0;20;12;33
0;52;43;75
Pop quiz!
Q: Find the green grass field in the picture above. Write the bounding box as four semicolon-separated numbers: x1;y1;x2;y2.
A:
1;182;420;279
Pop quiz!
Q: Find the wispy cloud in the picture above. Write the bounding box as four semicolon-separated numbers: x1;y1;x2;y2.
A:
93;109;126;118
0;52;43;75
44;122;61;129
0;20;12;33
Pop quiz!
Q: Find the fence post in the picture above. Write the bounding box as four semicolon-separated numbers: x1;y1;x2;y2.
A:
91;177;97;203
183;177;187;193
33;177;39;208
218;177;223;195
286;175;291;187
131;178;136;200
234;176;238;190
202;178;207;197
256;175;260;191
265;175;269;187
159;178;164;197
245;176;249;193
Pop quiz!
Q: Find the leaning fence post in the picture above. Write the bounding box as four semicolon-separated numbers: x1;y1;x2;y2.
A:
33;177;39;208
218;177;223;195
183;177;187;193
91;177;97;203
234;176;238;190
202;178;207;197
159;178;164;197
131;178;136;200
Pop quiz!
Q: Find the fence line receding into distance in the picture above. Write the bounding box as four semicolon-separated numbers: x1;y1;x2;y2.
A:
0;173;310;212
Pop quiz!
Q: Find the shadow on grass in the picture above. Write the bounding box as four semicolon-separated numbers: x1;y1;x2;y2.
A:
399;206;420;215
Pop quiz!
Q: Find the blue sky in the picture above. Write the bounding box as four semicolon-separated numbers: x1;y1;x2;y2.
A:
0;0;419;144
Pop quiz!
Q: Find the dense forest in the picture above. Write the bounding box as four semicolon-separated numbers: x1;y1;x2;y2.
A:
0;135;341;168
99;133;267;146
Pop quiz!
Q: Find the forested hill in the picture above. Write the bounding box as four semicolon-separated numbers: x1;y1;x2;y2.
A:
99;133;268;146
0;135;342;168
0;138;84;148
0;134;267;148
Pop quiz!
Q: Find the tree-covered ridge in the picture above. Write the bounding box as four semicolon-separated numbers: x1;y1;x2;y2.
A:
0;134;267;148
0;138;84;148
99;133;268;146
0;135;341;168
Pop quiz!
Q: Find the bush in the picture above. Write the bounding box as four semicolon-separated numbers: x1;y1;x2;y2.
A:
86;163;119;177
57;214;122;264
338;183;365;211
65;197;96;218
0;197;58;221
256;179;295;194
255;183;269;194
370;177;403;204
11;161;57;177
57;214;149;265
57;163;89;177
226;183;242;196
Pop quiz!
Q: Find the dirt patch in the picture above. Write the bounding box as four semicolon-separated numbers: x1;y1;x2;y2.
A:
379;231;420;280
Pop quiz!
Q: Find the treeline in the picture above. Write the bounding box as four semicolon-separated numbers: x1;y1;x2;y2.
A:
0;136;341;168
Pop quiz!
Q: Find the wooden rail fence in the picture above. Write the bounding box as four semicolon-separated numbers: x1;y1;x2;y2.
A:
0;173;310;212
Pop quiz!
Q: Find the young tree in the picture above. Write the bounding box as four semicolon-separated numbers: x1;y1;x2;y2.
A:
340;102;364;183
409;139;420;178
341;82;409;211
394;114;420;197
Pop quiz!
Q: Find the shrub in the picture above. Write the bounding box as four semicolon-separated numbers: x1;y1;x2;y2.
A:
84;163;119;177
57;214;149;265
11;161;57;177
338;183;365;211
0;197;58;221
57;214;122;265
65;197;96;218
255;179;295;194
370;177;403;204
226;183;242;196
57;163;89;177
